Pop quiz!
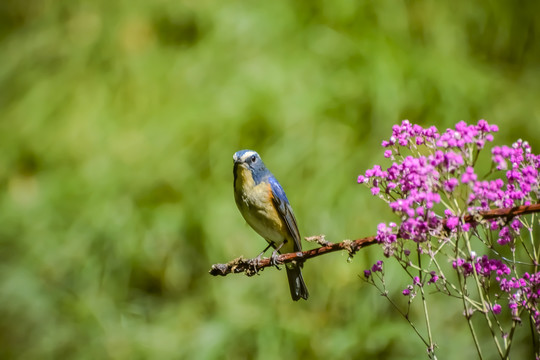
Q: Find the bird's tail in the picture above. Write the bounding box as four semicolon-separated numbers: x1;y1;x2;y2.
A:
286;264;309;301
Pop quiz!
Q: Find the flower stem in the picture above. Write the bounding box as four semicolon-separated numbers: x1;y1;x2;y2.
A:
417;244;437;358
463;232;505;358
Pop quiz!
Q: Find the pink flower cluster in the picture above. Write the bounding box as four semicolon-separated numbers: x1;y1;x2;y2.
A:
360;120;540;334
378;119;497;152
364;260;384;279
452;255;511;278
498;271;540;331
402;272;439;297
358;120;540;251
446;249;539;329
471;139;540;211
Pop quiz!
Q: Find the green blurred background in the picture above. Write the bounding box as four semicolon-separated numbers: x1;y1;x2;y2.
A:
1;0;539;359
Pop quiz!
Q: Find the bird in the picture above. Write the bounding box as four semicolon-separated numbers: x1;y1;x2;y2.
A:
233;149;309;301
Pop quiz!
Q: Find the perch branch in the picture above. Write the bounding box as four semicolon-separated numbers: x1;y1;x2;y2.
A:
209;203;540;277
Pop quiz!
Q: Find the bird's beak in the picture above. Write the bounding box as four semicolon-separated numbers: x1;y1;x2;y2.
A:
234;161;248;171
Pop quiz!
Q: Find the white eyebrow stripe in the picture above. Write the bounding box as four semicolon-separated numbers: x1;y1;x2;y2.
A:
240;151;257;162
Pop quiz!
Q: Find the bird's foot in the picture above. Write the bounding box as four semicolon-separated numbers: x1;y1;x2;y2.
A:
270;249;282;270
250;253;266;275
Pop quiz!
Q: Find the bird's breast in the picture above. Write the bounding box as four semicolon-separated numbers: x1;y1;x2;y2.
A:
234;166;286;243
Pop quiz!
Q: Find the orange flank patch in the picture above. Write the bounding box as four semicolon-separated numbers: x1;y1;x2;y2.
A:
259;182;284;232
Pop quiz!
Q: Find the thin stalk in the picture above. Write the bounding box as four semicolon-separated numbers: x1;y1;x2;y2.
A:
484;292;507;349
366;274;431;349
463;232;504;358
417;244;437;358
458;274;484;359
383;292;431;349
455;235;484;359
428;250;484;309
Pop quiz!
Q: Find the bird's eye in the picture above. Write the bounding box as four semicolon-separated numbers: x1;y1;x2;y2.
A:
250;155;257;163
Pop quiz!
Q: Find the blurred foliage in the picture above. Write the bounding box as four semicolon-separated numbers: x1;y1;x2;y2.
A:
1;0;539;359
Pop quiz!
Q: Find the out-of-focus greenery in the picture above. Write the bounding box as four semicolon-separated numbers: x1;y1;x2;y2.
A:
1;0;539;359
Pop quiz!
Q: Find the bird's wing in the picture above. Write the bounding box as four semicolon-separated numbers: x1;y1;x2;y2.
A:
268;176;302;252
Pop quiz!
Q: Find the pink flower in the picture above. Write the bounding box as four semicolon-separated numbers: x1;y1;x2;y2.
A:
446;216;459;230
402;288;411;296
461;166;477;183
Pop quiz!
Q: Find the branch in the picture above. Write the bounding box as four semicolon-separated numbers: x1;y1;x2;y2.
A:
209;203;540;277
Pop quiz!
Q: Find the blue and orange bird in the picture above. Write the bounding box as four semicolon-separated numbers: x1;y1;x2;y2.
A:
233;150;309;301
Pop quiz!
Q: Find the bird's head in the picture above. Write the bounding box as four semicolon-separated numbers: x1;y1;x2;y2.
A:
233;149;269;184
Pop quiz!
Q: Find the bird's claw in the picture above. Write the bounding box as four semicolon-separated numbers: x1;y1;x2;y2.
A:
270;250;282;270
247;254;264;276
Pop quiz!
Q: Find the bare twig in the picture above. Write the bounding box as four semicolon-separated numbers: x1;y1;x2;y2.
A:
209;203;540;277
209;237;375;276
